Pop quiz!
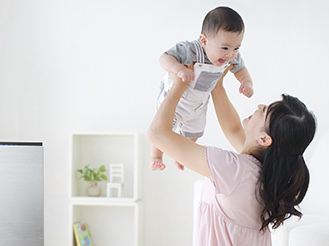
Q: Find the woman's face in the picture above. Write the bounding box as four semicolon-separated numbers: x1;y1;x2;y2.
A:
243;104;268;139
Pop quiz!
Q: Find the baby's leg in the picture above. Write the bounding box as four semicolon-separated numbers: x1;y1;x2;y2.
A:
150;144;166;171
174;137;198;171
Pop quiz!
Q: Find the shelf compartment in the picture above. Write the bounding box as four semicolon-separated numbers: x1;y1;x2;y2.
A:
72;202;141;246
70;132;140;200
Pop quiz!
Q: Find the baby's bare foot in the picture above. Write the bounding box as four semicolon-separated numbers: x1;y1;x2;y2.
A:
150;159;166;171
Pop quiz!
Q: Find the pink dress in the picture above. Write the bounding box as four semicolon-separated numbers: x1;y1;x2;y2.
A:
195;146;272;246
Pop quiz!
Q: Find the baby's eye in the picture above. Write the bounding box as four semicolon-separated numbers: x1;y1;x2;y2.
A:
221;47;228;50
234;47;240;50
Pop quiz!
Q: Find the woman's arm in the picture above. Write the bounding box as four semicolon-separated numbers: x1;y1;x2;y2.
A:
147;72;210;178
211;66;246;153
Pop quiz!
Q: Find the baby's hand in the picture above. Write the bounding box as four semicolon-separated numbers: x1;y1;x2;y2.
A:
239;81;254;98
177;67;195;82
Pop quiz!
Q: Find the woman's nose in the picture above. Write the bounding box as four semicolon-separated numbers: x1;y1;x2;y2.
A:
258;104;265;110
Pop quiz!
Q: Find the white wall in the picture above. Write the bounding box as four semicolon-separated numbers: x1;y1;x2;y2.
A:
0;0;328;245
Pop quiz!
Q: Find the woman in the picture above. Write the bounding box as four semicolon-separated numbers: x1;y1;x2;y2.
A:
147;66;316;245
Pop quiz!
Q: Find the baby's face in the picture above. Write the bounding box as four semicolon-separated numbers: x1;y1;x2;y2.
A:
200;29;244;67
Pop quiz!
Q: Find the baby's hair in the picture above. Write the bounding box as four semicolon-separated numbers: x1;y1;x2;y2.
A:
201;6;244;37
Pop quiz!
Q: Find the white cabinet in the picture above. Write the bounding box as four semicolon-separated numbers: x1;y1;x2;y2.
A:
69;132;142;245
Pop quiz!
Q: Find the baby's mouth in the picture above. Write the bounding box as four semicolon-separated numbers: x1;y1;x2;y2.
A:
218;58;226;64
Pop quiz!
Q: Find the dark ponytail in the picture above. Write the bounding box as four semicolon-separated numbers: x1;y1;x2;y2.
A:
258;94;316;231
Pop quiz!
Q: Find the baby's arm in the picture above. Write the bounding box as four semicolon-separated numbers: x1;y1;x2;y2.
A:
159;53;194;82
233;67;254;98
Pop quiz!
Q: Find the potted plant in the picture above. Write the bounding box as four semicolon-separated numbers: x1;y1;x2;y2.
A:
77;165;108;196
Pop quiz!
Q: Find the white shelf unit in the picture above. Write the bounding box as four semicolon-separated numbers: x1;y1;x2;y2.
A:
69;132;142;246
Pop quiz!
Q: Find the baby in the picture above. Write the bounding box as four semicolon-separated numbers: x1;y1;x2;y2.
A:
150;6;253;171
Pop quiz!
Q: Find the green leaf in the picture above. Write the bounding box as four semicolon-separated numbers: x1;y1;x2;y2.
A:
99;165;106;172
76;164;108;182
100;174;108;181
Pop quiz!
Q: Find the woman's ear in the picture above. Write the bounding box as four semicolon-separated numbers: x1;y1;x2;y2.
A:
199;34;207;47
257;133;272;147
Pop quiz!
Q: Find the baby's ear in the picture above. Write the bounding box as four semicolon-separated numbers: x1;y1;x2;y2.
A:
199;34;207;46
257;133;272;147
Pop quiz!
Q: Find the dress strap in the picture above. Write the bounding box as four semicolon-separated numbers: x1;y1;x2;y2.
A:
193;40;205;64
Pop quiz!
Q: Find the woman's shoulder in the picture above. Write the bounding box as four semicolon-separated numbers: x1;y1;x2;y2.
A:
206;146;261;168
205;146;238;159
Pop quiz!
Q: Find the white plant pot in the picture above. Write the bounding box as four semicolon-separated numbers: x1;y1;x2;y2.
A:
86;181;101;197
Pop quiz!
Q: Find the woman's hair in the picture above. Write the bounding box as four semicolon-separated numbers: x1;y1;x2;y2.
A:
258;94;316;231
201;6;244;37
